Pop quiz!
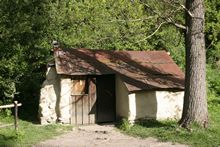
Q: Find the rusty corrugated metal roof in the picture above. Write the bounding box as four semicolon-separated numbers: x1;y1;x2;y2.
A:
54;48;184;92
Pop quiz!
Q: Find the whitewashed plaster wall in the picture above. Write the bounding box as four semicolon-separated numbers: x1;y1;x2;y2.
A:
115;78;184;122
127;91;184;122
58;77;72;124
115;76;129;120
128;91;157;122
156;91;184;120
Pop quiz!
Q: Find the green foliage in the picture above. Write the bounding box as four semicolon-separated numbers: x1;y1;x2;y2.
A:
48;1;151;50
207;65;220;114
207;66;220;96
46;0;185;55
0;0;51;107
0;108;12;117
205;0;220;64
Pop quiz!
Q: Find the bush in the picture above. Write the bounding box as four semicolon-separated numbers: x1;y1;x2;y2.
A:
118;118;132;131
207;65;220;99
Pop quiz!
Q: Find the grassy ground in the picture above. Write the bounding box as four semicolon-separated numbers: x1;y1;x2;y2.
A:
1;98;219;147
0;116;72;147
119;97;220;147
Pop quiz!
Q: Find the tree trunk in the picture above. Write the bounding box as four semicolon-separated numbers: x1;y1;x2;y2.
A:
179;0;208;128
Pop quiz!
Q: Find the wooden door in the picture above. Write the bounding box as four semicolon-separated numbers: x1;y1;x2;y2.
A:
70;78;96;125
96;75;116;123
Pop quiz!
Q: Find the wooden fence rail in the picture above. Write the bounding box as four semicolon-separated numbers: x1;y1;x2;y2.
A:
0;101;22;131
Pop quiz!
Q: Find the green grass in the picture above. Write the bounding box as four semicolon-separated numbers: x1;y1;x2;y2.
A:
0;116;72;147
118;98;220;147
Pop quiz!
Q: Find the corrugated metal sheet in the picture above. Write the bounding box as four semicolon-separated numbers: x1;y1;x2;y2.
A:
54;48;184;92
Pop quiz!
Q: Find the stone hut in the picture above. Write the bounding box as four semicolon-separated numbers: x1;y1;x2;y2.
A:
39;48;184;125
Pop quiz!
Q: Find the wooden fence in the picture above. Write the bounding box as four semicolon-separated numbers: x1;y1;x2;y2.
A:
0;101;22;131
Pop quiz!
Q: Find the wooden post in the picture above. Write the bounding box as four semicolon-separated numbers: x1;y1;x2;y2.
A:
0;101;21;131
14;101;18;131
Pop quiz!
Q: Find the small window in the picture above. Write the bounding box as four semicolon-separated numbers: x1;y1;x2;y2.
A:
72;76;88;95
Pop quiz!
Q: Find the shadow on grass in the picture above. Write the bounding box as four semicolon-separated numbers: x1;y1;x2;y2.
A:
0;134;17;147
135;119;172;128
116;118;176;130
18;101;40;124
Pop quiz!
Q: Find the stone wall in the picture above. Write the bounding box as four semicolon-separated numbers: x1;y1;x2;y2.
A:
39;67;60;124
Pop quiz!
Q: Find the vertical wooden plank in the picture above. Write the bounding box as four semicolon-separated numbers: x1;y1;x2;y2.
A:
69;96;72;124
70;96;76;125
70;96;72;124
76;95;83;125
83;95;89;124
89;78;96;124
87;95;90;124
82;95;83;125
75;96;77;125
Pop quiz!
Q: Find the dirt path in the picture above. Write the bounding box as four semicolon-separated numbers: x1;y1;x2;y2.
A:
34;124;187;147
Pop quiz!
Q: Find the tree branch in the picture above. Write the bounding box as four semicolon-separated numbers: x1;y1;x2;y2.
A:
137;21;167;42
171;22;187;30
140;1;186;30
166;17;186;30
180;4;194;17
171;1;194;17
109;16;154;23
206;39;214;50
161;0;191;14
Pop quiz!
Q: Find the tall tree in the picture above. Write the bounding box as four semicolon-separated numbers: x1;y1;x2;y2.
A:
179;0;208;128
139;0;209;128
